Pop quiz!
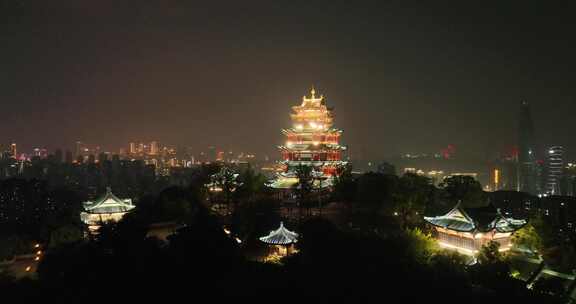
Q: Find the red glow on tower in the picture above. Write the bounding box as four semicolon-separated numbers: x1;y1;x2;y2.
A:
441;144;456;159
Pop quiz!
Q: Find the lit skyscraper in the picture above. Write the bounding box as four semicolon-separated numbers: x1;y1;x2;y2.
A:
546;146;564;195
10;143;17;158
517;101;539;194
150;141;159;155
129;142;137;154
75;141;83;158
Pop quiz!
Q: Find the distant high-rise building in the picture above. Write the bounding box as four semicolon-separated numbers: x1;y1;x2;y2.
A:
489;148;520;191
87;154;96;164
65;150;73;163
546;146;564;195
54;149;63;163
518;101;539;194
98;152;108;162
129;142;137;154
10;143;17;158
216;151;225;162
377;162;396;175
561;163;576;197
150;141;159;155
208;146;217;162
75;141;83;158
441;144;456;159
33;148;48;158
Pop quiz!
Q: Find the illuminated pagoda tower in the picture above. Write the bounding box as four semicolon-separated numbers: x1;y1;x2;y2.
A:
268;87;347;189
259;222;299;259
80;187;135;233
424;202;526;256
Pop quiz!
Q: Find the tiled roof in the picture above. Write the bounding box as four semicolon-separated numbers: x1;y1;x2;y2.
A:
259;222;299;245
424;202;526;233
83;187;135;214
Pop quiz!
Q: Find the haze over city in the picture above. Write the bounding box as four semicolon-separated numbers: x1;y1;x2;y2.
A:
3;1;576;300
2;1;576;159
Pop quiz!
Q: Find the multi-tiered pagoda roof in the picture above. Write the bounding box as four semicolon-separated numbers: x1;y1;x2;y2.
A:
268;88;347;189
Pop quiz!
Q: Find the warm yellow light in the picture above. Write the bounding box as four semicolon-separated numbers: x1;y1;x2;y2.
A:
494;169;500;185
313;141;320;146
34;256;40;261
25;266;31;272
235;237;242;244
474;233;483;239
34;244;40;248
36;250;42;255
438;241;478;256
295;124;303;130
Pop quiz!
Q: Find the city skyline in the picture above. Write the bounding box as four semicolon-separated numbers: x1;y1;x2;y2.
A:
2;2;576;159
1;3;576;298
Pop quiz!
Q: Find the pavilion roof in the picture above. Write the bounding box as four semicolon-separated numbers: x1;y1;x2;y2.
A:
83;187;135;214
259;222;299;245
424;202;526;233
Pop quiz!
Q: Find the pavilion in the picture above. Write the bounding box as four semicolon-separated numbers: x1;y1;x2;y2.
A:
424;202;527;255
259;222;299;259
80;187;135;233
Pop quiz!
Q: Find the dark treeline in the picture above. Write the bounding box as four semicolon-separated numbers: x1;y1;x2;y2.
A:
0;161;572;300
0;185;562;301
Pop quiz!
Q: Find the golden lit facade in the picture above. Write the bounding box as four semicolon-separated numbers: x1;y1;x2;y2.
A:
269;88;347;189
80;187;135;233
424;203;526;256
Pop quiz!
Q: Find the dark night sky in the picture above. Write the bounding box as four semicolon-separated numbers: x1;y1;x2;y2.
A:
2;1;576;160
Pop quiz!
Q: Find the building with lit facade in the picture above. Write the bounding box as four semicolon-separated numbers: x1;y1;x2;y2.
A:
10;143;17;159
424;202;526;255
80;187;135;233
546;146;564;195
268;88;347;189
